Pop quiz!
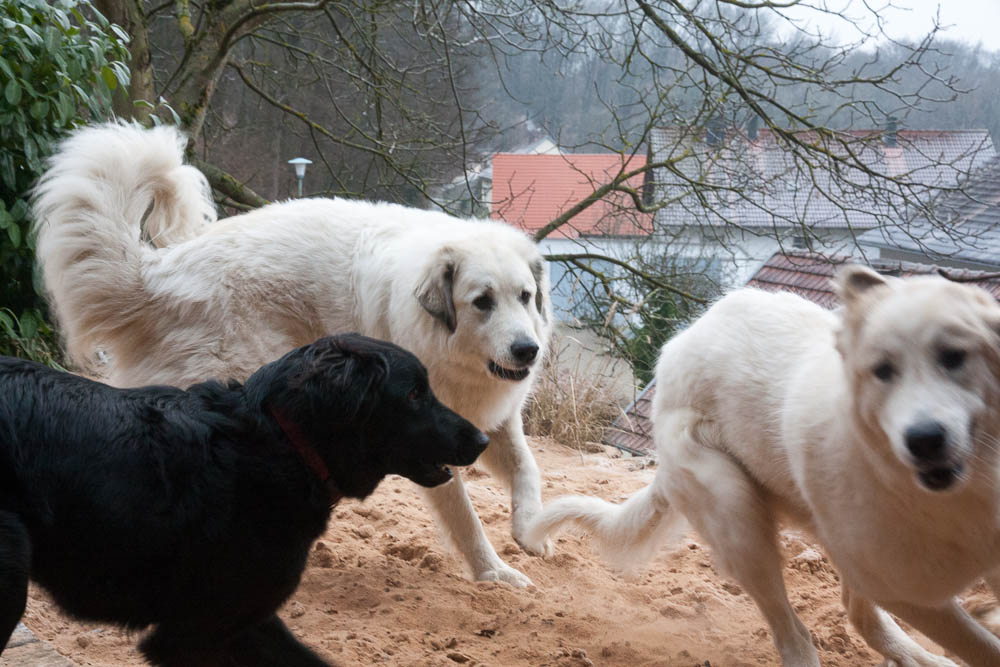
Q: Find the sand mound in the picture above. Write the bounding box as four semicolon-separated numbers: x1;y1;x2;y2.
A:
17;437;988;665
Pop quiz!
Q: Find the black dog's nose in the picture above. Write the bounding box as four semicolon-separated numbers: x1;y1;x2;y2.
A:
454;428;489;466
905;420;948;461
510;339;539;365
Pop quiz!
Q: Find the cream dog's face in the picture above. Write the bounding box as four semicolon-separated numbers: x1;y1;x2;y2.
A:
416;240;550;383
836;266;1000;493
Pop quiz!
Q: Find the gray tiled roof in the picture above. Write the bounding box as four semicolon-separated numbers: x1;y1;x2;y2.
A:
858;154;1000;267
647;127;995;231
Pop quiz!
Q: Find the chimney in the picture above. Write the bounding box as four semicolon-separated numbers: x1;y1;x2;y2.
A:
705;115;725;147
642;141;655;207
747;115;761;142
883;116;899;148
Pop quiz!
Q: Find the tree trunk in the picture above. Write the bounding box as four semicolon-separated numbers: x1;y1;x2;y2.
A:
94;0;153;123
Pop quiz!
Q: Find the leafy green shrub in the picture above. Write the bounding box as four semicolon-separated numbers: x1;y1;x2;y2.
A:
0;307;62;366
0;0;129;363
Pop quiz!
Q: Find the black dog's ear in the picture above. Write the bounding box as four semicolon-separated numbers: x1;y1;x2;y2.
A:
416;248;458;333
530;257;549;324
284;336;390;425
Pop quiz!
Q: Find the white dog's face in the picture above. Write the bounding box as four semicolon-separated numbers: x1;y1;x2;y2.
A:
416;239;550;383
836;266;1000;493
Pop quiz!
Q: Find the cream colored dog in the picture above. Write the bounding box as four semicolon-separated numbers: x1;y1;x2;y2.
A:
33;122;553;588
528;266;1000;665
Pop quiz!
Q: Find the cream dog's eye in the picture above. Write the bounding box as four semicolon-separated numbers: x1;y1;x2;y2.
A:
873;361;895;382
519;290;531;305
939;348;966;371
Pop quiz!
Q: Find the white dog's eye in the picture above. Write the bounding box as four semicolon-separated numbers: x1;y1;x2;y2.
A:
873;361;896;382
473;294;494;311
939;347;966;371
519;290;531;305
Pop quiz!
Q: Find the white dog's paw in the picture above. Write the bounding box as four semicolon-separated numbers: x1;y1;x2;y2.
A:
512;529;553;557
881;653;958;667
476;562;534;588
511;503;553;557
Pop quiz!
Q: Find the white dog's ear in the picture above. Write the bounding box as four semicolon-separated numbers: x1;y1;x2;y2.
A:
416;249;458;333
834;265;890;307
530;258;549;323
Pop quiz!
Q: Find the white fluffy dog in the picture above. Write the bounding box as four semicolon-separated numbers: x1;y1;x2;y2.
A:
528;266;1000;665
32;122;553;587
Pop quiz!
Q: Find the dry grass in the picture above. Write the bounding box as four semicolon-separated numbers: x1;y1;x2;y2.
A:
523;334;624;451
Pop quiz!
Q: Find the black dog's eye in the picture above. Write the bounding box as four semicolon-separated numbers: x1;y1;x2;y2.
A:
873;361;896;382
408;387;421;403
939;347;966;371
519;290;531;305
473;294;494;311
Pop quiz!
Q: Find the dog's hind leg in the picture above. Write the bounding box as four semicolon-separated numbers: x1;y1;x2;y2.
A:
0;512;31;654
478;412;550;556
880;599;1000;667
421;472;533;587
843;586;957;667
663;430;819;666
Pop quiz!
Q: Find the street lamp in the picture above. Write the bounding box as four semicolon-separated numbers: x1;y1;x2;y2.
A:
287;157;312;197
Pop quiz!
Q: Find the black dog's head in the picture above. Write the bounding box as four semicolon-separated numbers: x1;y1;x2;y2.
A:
244;334;488;498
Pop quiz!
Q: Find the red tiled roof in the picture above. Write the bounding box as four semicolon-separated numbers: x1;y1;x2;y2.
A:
490;153;652;239
747;252;1000;302
604;251;1000;456
601;381;656;456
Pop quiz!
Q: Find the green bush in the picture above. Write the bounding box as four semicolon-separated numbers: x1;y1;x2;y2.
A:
0;0;129;363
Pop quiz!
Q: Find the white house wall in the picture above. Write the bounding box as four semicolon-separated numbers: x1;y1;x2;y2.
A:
537;228;860;323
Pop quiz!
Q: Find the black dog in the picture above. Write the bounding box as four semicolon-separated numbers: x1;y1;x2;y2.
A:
0;333;488;666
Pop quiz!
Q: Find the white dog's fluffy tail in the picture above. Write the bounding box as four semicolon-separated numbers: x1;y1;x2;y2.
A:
31;122;216;367
526;484;685;573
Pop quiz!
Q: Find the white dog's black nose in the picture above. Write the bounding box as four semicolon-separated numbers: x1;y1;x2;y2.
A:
510;340;539;365
905;420;948;462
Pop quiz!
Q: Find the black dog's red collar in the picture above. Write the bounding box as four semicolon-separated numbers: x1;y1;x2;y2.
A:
267;405;344;507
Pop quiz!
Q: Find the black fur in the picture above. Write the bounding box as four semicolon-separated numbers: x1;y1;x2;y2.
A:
0;334;487;666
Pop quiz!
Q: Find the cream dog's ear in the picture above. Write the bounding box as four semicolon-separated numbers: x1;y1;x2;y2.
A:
969;287;1000;361
415;247;459;333
833;265;894;360
833;265;890;307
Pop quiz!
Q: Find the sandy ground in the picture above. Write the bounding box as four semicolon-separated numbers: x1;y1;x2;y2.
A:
14;437;998;666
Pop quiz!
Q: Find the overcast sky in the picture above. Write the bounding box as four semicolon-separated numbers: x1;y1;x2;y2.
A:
775;0;1000;52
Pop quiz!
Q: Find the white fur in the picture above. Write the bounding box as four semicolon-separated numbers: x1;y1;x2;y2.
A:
528;268;1000;666
32;122;554;588
526;485;685;573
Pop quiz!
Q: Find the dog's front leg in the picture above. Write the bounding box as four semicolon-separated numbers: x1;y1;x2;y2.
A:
0;511;30;656
141;616;332;666
478;412;550;556
882;598;1000;667
842;586;957;667
420;471;533;587
224;615;332;666
972;569;1000;637
984;570;1000;602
